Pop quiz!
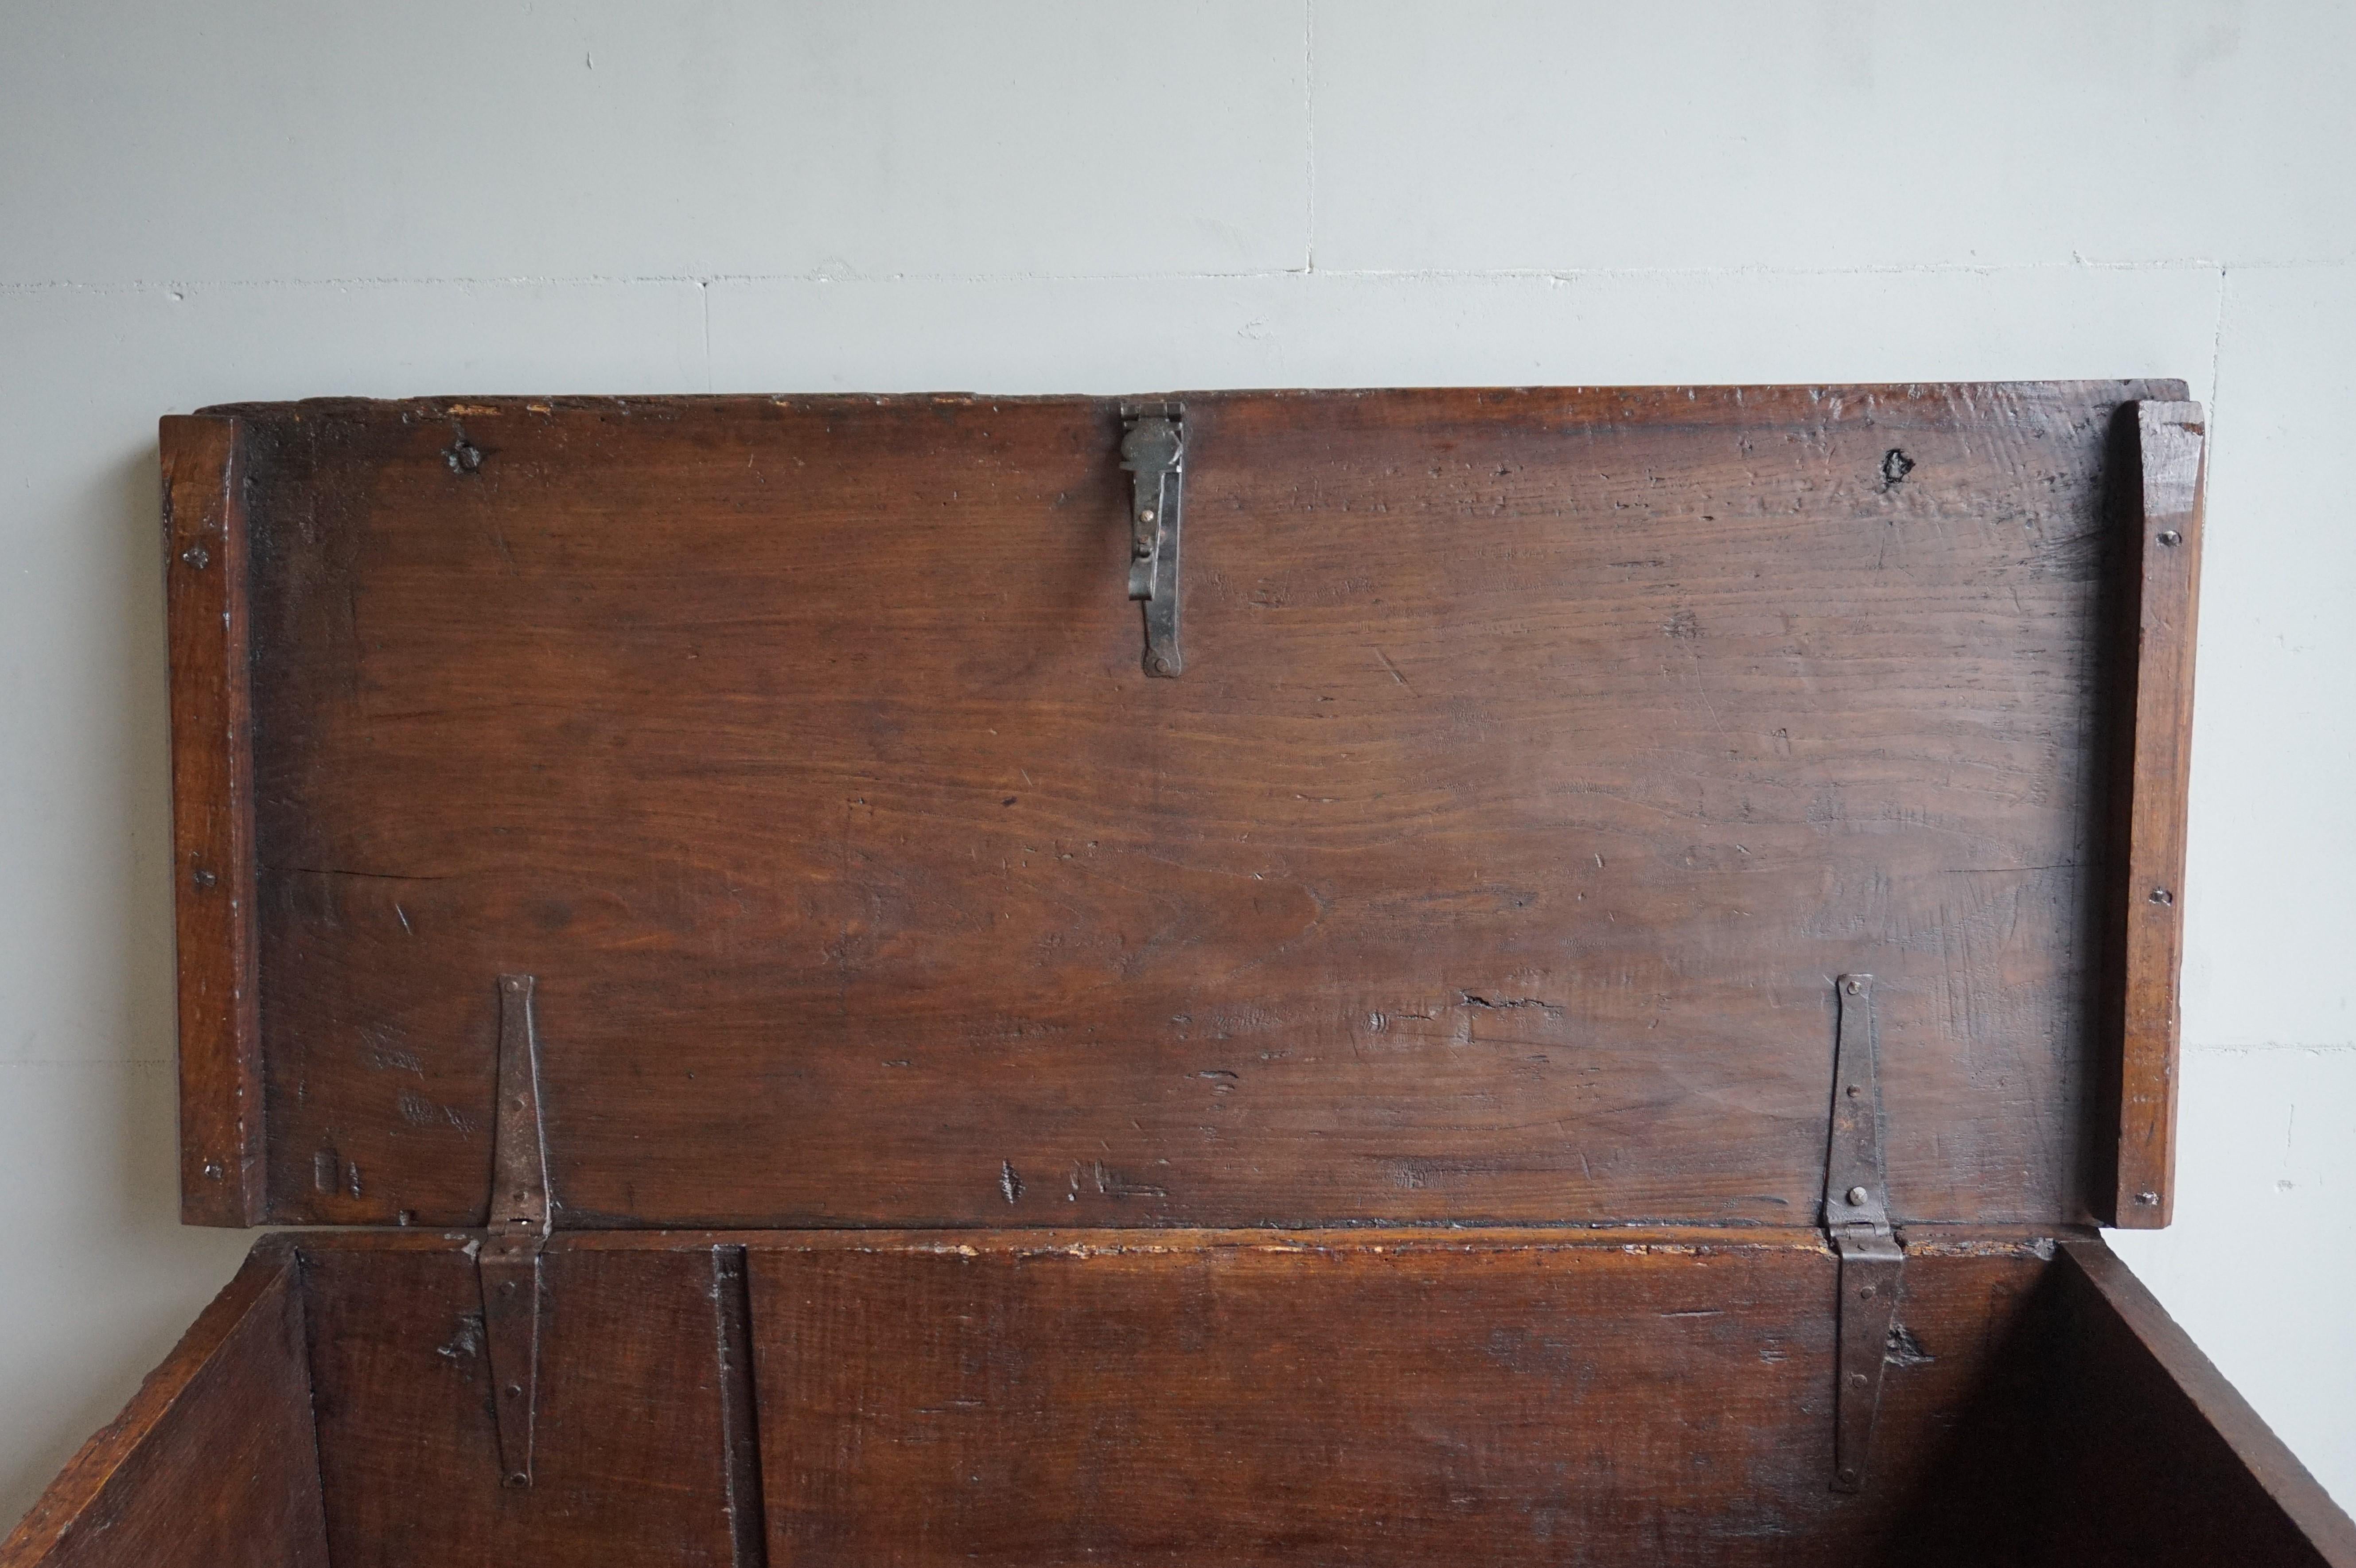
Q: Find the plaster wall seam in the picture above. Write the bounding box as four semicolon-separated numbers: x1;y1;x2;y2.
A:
8;257;2356;297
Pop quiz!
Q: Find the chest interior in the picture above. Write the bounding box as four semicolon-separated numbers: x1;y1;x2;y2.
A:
23;383;2340;1568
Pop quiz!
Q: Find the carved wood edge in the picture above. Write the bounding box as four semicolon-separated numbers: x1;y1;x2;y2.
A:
0;1237;303;1567
2107;400;2205;1229
162;414;264;1226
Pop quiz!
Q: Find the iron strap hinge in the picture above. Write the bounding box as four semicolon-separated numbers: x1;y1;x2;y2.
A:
1824;972;1902;1494
1119;403;1185;678
479;973;551;1489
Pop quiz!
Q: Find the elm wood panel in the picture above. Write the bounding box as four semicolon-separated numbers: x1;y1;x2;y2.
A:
0;1237;327;1568
293;1218;2065;1253
2037;1240;2356;1568
228;384;2181;1228
161;414;264;1226
1793;1231;2056;1568
302;1240;752;1568
2103;403;2207;1229
749;1230;2052;1568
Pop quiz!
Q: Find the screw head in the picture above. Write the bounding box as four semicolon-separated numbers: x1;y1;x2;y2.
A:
2149;887;2174;906
503;1471;529;1489
1139;508;1156;525
1843;978;1863;996
2157;529;2183;547
1846;1185;1870;1206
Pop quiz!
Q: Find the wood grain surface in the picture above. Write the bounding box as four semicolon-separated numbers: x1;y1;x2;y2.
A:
228;1229;2060;1568
17;1230;2352;1565
2103;402;2206;1228
0;1237;327;1568
747;1227;2051;1568
186;382;2192;1229
21;385;2323;1565
302;1238;750;1568
2041;1239;2356;1567
161;413;265;1225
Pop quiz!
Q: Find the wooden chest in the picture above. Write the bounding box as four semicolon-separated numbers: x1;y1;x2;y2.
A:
7;384;2352;1567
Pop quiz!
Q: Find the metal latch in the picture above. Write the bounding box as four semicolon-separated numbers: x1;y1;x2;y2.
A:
479;973;551;1488
1120;404;1185;677
1824;973;1902;1494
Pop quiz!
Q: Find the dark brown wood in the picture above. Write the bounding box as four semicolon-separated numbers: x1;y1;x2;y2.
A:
747;1226;2048;1567
19;1228;2352;1564
2103;402;2206;1228
0;1237;327;1568
25;383;2344;1565
194;382;2187;1230
161;413;264;1225
47;382;2339;1565
2043;1239;2356;1567
302;1235;748;1568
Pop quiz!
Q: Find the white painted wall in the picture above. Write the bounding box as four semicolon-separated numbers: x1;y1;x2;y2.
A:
3;0;2350;1529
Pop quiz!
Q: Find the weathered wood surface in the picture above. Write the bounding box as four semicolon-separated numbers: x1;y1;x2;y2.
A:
0;1237;327;1568
26;384;2337;1564
183;382;2189;1229
2102;402;2206;1228
281;1229;2057;1568
2040;1239;2356;1567
302;1237;753;1568
161;413;265;1226
748;1227;2048;1567
17;1231;2355;1566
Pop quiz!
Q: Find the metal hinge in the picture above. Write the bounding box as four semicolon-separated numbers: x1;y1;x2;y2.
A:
1824;973;1902;1494
479;973;551;1488
1120;404;1185;677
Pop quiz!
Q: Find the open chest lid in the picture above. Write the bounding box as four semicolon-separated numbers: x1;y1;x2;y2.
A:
163;383;2204;1236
